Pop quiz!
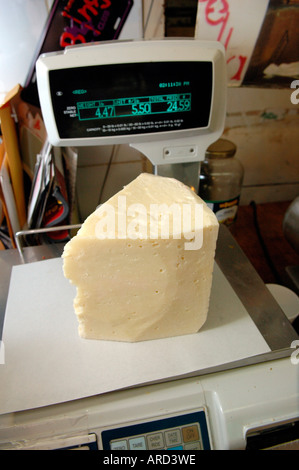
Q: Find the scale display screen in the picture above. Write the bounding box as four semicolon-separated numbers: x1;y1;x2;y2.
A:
49;61;213;140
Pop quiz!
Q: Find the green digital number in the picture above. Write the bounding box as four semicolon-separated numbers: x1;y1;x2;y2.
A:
95;106;114;118
167;100;191;113
132;103;151;115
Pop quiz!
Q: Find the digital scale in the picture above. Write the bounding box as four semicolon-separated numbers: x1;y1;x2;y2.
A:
36;38;226;188
0;39;298;450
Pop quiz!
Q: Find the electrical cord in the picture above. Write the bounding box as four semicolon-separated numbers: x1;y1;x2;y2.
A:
250;201;299;333
250;200;282;284
143;0;155;35
97;145;118;206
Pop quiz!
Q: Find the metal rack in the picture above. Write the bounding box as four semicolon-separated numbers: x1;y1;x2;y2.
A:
15;224;82;264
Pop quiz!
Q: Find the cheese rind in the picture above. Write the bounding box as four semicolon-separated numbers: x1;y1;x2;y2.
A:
62;173;219;342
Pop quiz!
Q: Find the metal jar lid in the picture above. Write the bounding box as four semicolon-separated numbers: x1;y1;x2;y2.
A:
205;138;237;158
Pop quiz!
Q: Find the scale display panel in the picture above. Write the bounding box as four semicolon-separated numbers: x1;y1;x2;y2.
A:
36;40;227;162
49;61;212;140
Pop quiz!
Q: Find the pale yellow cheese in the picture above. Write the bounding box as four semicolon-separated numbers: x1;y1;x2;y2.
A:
62;173;219;342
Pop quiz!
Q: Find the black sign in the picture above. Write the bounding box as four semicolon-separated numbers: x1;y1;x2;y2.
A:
22;0;134;106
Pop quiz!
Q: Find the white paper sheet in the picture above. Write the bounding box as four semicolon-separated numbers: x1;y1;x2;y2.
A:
0;257;270;414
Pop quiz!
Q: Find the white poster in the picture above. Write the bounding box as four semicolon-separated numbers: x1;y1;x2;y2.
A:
195;0;270;86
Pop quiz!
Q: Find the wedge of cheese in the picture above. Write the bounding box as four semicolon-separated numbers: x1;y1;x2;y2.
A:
62;173;219;342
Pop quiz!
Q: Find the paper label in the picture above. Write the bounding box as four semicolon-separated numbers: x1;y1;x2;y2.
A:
206;196;240;225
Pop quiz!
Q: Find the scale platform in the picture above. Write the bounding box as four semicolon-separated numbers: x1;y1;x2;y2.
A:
0;225;297;417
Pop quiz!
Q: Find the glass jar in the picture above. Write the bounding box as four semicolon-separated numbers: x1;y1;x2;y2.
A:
198;138;244;226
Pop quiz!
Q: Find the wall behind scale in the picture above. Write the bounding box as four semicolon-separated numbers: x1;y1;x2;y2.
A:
225;87;299;206
193;0;299;207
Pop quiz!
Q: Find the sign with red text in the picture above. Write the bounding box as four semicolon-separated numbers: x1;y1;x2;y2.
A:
22;0;138;106
195;0;269;86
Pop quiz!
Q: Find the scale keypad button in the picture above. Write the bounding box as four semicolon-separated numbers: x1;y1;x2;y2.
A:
147;432;164;450
110;439;128;450
129;436;146;450
182;425;200;443
165;428;181;447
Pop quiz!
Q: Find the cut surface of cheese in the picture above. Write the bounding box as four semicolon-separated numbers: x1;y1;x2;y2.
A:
62;173;219;342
